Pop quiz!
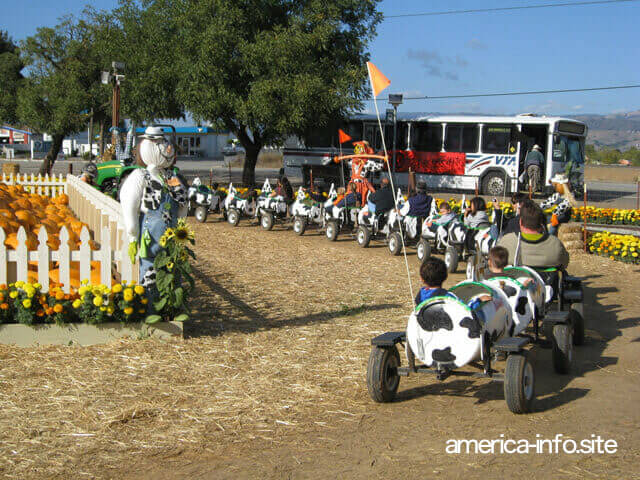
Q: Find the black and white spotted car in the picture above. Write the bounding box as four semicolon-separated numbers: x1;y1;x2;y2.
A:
322;185;361;241
289;186;327;235
367;279;538;414
255;179;289;230
223;182;257;227
187;177;226;223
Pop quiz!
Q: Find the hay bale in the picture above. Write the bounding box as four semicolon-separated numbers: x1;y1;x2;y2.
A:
562;239;584;251
559;231;583;242
558;222;583;235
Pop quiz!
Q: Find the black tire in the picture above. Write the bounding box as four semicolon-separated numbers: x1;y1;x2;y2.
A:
366;346;400;403
416;239;431;265
357;226;371;248
444;246;459;273
227;208;240;226
100;178;118;198
293;216;306;236
388;232;402;256
482;171;509;196
261;212;274;230
326;220;339;241
552;324;573;374
194;206;208;223
570;305;585;346
504;353;535;414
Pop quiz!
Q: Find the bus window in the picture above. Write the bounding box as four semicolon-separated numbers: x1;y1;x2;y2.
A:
384;123;408;150
411;123;443;152
553;135;584;165
445;124;478;153
481;125;511;154
339;120;363;147
364;124;384;150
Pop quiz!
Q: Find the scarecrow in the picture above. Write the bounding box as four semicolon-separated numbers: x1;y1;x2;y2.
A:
325;140;385;206
120;126;189;295
540;173;576;236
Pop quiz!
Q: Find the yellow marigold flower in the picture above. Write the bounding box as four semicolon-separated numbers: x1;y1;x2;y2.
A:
141;298;148;305
112;284;123;293
33;283;41;289
72;299;82;309
81;279;89;285
123;289;134;302
22;298;32;309
93;296;103;307
9;291;18;299
15;281;24;288
107;305;115;315
124;307;133;315
25;287;35;298
134;285;145;295
78;286;88;296
100;306;106;312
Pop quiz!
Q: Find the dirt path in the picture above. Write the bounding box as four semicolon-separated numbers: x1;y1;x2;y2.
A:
2;217;639;479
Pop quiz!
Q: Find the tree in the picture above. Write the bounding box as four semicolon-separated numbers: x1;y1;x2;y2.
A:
164;0;382;185
90;1;185;124
0;31;24;125
17;16;109;174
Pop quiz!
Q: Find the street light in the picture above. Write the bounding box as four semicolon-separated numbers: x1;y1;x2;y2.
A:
101;62;126;145
388;93;403;181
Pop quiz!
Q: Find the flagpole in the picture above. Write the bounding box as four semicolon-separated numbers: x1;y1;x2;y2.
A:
369;70;415;304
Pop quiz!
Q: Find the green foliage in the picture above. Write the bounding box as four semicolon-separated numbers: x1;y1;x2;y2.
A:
125;0;382;184
0;31;24;124
89;2;185;123
16;15;111;173
586;145;640;166
150;220;196;322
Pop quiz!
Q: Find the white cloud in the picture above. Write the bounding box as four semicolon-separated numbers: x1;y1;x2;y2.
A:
406;48;468;81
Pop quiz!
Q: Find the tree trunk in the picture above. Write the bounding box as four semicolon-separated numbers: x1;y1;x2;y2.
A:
242;145;260;186
38;134;64;176
99;120;105;158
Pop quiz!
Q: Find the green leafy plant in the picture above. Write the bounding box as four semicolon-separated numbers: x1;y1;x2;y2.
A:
149;218;195;323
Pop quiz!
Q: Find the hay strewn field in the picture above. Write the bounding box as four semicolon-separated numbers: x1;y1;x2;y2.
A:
1;217;639;479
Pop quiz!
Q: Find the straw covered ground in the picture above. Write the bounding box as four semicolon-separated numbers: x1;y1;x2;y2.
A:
1;217;640;479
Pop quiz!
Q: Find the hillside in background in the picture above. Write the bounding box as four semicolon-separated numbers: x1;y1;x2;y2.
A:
573;110;640;150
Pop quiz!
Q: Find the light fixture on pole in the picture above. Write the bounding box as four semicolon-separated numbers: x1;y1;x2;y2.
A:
388;94;403;180
102;62;126;146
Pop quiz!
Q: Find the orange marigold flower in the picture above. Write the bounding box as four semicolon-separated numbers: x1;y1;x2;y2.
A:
45;308;54;315
0;303;8;310
55;291;64;301
36;310;45;317
53;304;63;313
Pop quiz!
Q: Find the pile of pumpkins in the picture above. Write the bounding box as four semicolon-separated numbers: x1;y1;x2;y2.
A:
0;184;102;288
0;184;97;251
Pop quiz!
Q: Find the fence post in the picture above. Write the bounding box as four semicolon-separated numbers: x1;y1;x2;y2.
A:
0;228;6;286
58;227;71;293
15;227;28;283
79;227;92;284
37;227;50;293
583;183;588;253
636;180;639;211
100;226;112;286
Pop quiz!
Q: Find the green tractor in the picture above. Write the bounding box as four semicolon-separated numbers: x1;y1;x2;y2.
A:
93;124;178;198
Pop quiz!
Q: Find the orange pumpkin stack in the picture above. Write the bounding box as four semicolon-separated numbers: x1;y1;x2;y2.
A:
0;184;104;288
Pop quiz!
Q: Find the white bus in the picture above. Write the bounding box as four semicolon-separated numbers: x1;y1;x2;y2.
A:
283;113;587;195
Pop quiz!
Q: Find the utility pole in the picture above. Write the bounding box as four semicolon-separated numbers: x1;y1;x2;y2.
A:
101;61;126;147
388;94;403;185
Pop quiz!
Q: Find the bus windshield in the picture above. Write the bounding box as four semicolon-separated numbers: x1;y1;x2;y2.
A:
553;135;584;165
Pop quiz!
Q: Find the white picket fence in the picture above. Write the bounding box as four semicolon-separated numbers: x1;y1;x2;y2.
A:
0;174;137;292
0;173;67;197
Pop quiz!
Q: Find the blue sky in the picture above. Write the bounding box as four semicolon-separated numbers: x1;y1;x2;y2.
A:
2;0;639;116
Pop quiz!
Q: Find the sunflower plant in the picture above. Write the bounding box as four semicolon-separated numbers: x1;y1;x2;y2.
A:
148;218;195;324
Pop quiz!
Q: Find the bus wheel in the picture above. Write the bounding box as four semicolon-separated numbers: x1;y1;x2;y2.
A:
482;172;508;196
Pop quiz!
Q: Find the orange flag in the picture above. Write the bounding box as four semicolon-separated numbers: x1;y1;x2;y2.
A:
338;129;352;144
366;61;391;97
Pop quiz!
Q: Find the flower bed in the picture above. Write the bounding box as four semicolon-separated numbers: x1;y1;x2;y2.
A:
587;231;640;264
572;206;640;226
0;280;149;325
